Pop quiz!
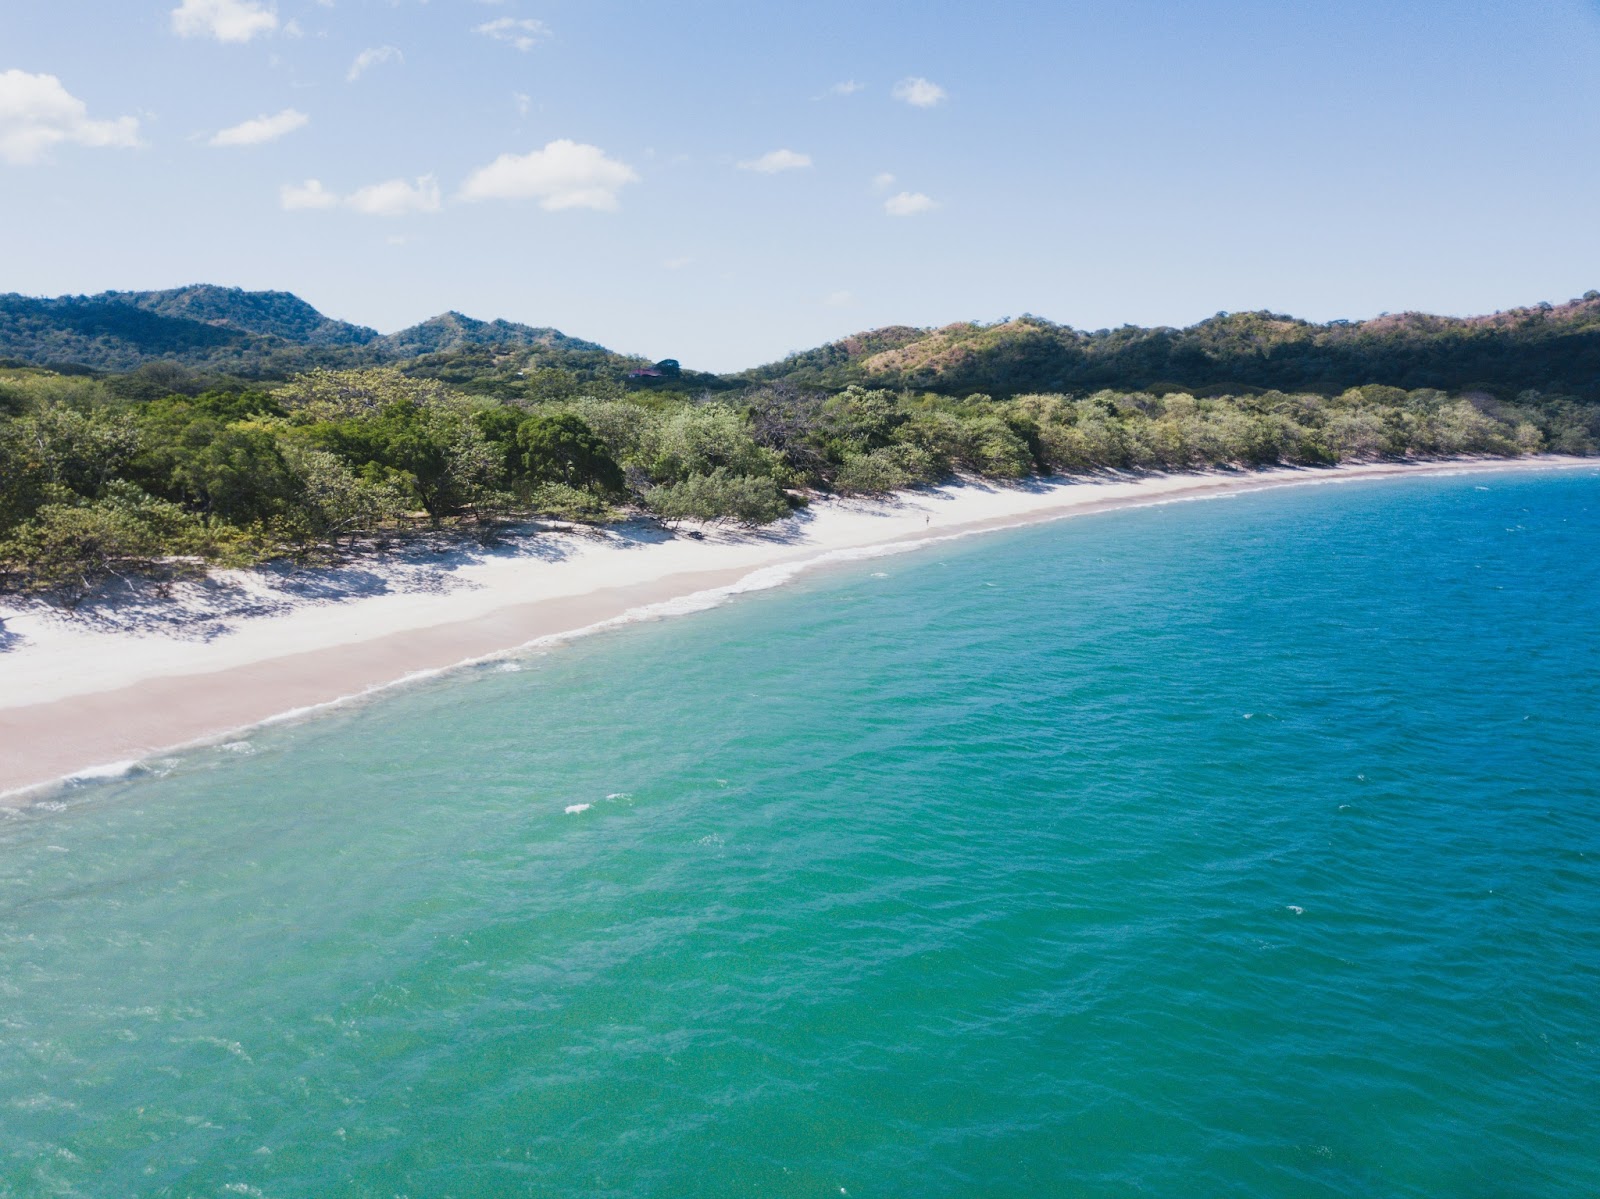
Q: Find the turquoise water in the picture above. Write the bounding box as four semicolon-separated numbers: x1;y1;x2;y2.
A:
2;469;1598;1198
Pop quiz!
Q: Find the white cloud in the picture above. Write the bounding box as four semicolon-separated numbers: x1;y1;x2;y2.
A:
824;289;854;307
170;0;279;43
824;80;863;97
738;148;811;174
473;17;549;51
346;175;441;216
348;45;402;82
209;107;307;147
282;17;303;38
870;171;895;191
459;139;639;211
884;191;936;216
513;91;531;117
279;175;441;215
892;76;947;108
0;70;141;166
280;178;337;209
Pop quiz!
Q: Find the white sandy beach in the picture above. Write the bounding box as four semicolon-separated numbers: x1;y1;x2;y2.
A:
0;458;1591;802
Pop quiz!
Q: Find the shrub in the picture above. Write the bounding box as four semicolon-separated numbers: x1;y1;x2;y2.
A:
528;482;617;523
0;485;209;602
646;469;790;526
832;445;939;495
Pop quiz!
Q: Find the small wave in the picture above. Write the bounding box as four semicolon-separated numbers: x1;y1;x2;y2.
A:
1286;905;1304;915
65;760;142;784
564;803;591;815
218;741;255;755
605;792;631;801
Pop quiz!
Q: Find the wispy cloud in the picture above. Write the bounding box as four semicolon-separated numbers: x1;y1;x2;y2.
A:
280;175;442;216
824;289;855;307
820;80;864;98
0;70;141;166
458;139;639;211
209;107;307;147
662;255;693;270
473;17;549;51
513;91;531;117
346;175;441;216
279;179;337;210
347;45;402;82
892;76;947;108
737;148;812;174
884;191;937;216
870;172;896;191
170;0;278;43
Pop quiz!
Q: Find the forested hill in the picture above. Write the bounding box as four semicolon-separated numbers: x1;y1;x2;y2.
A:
6;285;1600;401
743;293;1600;401
0;287;648;379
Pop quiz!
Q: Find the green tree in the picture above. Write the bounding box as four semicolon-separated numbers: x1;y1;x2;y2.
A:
516;412;625;492
646;469;790;525
643;405;778;483
310;398;500;521
0;483;208;604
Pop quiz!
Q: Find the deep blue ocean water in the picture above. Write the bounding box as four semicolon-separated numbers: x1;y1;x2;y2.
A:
2;469;1598;1198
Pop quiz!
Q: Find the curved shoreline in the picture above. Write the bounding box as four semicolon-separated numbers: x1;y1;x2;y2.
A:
1;457;1592;807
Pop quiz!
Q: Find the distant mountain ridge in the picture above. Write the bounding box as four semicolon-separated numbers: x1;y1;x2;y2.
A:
378;310;611;359
744;294;1600;400
107;285;381;346
0;286;630;376
4;284;1599;400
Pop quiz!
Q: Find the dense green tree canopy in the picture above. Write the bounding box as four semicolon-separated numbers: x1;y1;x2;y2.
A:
0;356;1594;601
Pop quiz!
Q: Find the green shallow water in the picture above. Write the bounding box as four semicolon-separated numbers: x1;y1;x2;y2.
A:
2;469;1598;1198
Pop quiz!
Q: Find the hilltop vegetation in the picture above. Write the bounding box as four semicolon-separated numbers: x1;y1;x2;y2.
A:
742;295;1600;401
5;285;1600;403
0;286;662;382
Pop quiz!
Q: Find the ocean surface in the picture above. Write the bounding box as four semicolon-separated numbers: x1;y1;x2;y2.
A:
2;468;1598;1198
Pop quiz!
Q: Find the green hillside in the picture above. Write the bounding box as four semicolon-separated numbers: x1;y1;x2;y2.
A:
743;294;1600;401
5;284;1600;403
0;288;649;381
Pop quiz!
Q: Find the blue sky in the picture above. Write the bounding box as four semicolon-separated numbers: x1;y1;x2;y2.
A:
2;0;1599;370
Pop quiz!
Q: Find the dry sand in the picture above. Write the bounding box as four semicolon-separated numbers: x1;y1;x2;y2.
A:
1;458;1591;803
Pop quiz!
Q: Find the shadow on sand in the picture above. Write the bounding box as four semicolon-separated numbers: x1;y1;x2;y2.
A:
2;514;825;643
